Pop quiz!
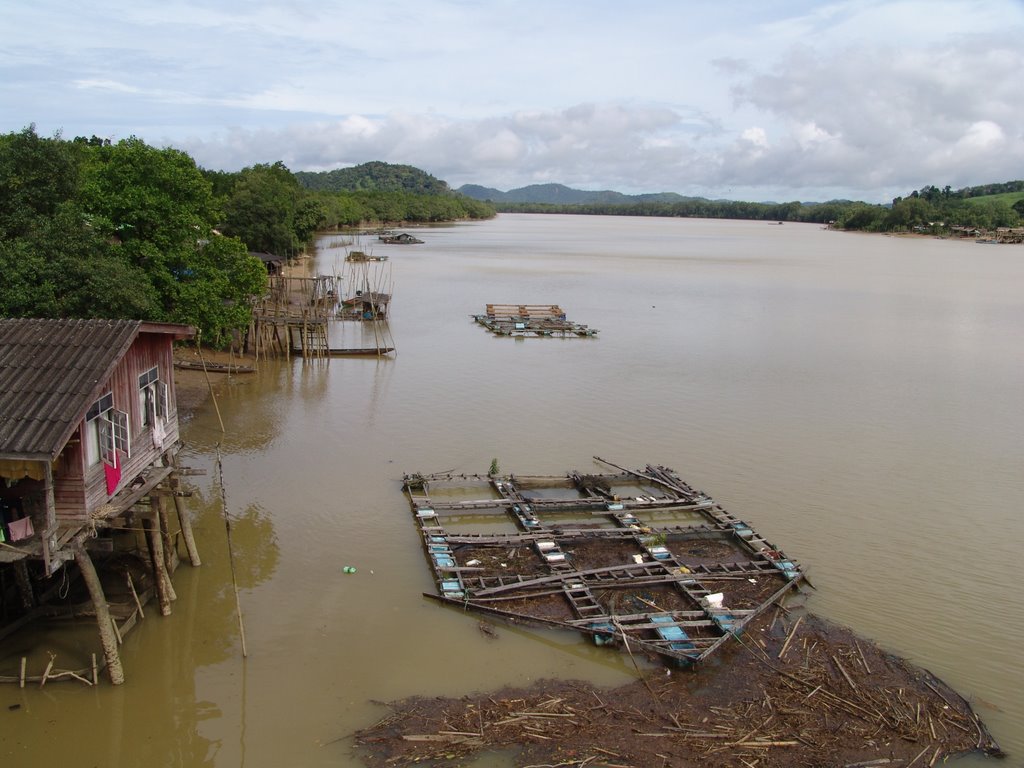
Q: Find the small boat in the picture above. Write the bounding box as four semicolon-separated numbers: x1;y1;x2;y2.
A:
174;360;255;374
293;347;395;357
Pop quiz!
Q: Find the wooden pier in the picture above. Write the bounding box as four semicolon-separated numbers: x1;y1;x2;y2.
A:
471;304;598;337
249;275;337;359
403;459;803;667
249;273;396;358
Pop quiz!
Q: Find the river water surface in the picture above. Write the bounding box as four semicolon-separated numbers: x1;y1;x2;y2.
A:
3;214;1022;766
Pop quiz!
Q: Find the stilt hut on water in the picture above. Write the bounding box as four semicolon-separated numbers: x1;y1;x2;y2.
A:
339;289;391;320
0;318;200;685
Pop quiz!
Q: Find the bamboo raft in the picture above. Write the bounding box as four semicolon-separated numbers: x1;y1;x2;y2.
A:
403;458;803;667
471;304;598;337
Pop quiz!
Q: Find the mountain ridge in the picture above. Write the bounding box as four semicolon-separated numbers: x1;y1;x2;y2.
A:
457;182;703;205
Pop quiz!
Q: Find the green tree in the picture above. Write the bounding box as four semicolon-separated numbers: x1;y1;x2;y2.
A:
0;128;262;344
0;126;81;239
221;162;316;256
884;197;935;230
79;137;222;313
172;235;266;347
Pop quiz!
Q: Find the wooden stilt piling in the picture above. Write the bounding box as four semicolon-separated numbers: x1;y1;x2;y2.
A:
173;486;202;566
143;511;173;616
157;495;179;598
73;543;124;685
13;560;34;610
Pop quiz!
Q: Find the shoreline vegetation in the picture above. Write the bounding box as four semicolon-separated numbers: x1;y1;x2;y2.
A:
459;179;1024;237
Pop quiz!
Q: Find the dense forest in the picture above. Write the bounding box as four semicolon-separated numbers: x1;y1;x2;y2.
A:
0;127;494;343
463;181;1024;232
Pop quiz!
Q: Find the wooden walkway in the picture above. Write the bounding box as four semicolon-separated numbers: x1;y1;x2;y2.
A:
403;459;803;667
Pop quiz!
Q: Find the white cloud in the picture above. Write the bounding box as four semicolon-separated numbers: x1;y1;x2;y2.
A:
4;0;1024;201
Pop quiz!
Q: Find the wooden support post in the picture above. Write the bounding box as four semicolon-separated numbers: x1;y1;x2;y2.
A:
19;657;26;688
143;511;173;616
158;493;180;579
13;560;34;610
73;543;125;685
173;485;202;567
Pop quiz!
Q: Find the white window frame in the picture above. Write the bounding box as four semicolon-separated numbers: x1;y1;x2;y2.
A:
85;392;130;467
138;367;169;427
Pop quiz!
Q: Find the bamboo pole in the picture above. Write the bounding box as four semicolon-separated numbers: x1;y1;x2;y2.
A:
127;572;145;619
216;444;248;658
73;543;124;684
196;334;225;434
39;655;54;688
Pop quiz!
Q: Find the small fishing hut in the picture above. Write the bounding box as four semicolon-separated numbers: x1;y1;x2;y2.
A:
472;304;598;337
339;290;391;321
0;318;202;685
403;459;802;667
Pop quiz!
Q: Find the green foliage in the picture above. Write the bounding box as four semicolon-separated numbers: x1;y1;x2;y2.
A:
295;161;451;195
0;126;81;239
293;161;496;226
172;235;266;347
964;190;1024;208
220;162;316;257
489;458;500;476
0;127;266;344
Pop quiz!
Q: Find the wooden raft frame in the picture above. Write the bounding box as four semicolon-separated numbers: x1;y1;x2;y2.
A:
402;458;804;667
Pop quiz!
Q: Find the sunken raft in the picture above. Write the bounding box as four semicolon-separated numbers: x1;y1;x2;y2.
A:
403;459;802;667
471;304;598;337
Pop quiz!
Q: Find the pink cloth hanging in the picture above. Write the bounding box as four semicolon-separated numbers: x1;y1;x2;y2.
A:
104;452;122;495
8;516;34;541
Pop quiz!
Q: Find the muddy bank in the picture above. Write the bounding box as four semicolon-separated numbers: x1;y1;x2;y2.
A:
353;609;1002;768
172;346;254;418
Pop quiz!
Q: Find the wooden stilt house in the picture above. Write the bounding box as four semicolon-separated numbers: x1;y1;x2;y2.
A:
0;318;199;684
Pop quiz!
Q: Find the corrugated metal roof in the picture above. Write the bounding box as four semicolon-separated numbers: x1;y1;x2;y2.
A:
0;318;144;461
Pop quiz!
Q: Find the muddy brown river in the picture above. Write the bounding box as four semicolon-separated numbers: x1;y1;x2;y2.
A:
2;214;1021;766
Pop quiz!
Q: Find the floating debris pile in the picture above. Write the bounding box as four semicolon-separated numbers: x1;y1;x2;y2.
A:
354;610;1003;767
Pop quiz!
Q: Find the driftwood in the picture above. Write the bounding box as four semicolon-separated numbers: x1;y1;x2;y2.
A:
353;612;1002;768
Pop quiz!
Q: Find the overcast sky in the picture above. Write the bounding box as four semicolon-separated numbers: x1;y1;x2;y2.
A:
4;0;1023;202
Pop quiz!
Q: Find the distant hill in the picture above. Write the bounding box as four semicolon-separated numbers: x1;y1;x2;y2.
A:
295;161;452;195
457;182;696;205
